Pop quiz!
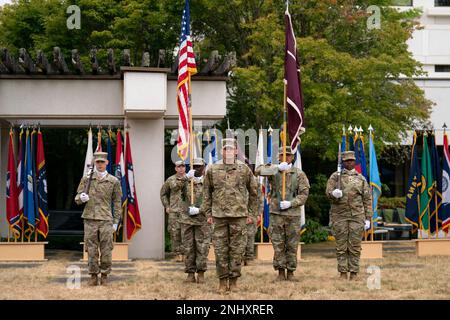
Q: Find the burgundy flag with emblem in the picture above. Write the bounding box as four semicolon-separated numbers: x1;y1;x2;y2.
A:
285;7;305;153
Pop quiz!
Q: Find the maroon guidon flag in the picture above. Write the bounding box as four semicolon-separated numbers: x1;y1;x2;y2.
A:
285;6;305;153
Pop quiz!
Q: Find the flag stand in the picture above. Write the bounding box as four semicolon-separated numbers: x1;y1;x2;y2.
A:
361;128;383;259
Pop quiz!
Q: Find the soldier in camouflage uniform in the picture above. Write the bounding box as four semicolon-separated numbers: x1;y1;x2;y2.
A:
160;160;186;262
181;158;210;284
326;151;372;280
256;146;310;281
201;138;258;293
75;152;122;286
244;170;262;266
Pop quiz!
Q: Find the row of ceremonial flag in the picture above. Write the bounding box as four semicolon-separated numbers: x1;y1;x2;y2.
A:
341;126;382;229
6;128;48;240
83;128;142;241
406;131;450;236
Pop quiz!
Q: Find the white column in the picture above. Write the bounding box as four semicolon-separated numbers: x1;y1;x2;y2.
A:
126;118;165;259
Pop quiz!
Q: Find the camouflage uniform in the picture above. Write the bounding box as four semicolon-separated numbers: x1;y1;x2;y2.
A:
180;175;209;274
326;163;372;274
201;159;258;280
244;175;263;262
256;160;310;272
75;170;122;275
160;174;186;255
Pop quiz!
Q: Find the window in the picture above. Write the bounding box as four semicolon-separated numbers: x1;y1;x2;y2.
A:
392;0;413;5
435;65;450;72
435;0;450;6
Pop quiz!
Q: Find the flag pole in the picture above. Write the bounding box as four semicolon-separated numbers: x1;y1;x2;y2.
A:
189;73;195;206
282;81;287;200
7;226;11;243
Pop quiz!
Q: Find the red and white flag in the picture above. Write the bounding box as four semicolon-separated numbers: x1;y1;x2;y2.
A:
176;0;197;160
125;131;142;240
6;129;21;238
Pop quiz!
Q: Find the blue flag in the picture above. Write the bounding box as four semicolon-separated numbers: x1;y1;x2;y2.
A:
429;133;442;234
107;130;113;174
24;129;36;238
369;133;381;228
349;134;355;151
405;132;421;231
341;132;346;152
355;135;368;181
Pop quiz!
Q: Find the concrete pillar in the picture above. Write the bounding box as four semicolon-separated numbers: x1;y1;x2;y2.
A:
126;118;165;259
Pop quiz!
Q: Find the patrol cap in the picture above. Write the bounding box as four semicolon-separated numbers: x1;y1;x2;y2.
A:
93;152;108;162
278;146;294;156
175;160;185;166
221;138;237;149
342;151;356;161
193;158;205;166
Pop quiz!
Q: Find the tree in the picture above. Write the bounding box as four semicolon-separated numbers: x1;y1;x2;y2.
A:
206;0;432;160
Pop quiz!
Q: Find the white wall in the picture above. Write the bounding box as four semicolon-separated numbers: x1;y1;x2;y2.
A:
0;80;123;117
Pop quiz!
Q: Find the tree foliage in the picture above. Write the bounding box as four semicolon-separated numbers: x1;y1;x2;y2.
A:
0;0;433;160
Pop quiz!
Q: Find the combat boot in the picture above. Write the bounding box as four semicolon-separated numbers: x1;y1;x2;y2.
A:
286;270;298;282
277;269;286;281
340;272;348;280
229;277;238;291
244;259;254;266
196;271;205;284
218;278;228;294
89;274;98;286
349;272;358;281
100;274;108;286
185;272;196;283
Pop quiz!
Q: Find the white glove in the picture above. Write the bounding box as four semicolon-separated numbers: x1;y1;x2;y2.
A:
113;224;118;232
186;169;196;179
331;189;343;199
80;192;90;203
280;200;292;210
189;206;200;216
278;162;292;172
365;220;371;230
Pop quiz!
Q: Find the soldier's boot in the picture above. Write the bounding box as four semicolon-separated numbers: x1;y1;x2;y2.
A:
228;277;238;292
244;259;254;266
340;272;348;280
349;272;358;281
277;269;286;281
218;278;228;294
100;274;108;286
196;271;205;284
286;270;298;282
185;272;196;283
88;274;98;286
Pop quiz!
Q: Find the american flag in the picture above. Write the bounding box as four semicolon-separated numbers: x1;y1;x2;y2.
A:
177;0;197;160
